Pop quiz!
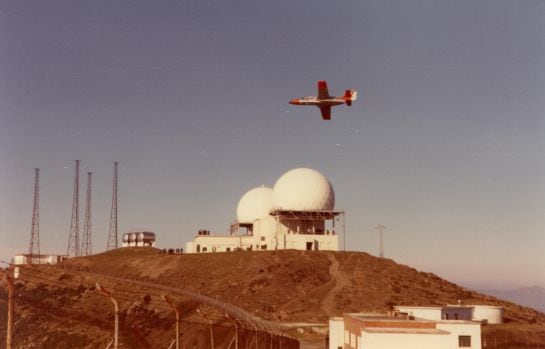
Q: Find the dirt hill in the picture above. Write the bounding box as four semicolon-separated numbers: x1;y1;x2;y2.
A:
1;248;544;348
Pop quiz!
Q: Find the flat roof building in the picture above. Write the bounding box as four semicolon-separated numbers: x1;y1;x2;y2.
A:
329;313;482;349
395;304;504;324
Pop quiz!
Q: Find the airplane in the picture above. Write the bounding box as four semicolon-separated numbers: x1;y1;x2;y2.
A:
289;80;358;120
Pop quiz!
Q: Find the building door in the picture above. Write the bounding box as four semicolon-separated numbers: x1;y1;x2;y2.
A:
306;242;313;251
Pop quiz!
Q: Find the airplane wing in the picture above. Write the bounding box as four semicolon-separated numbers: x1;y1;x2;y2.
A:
317;80;330;100
319;106;331;120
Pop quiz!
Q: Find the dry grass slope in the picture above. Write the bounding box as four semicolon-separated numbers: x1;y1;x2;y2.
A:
0;247;543;348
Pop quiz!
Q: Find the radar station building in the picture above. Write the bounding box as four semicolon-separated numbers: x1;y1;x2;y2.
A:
185;168;343;253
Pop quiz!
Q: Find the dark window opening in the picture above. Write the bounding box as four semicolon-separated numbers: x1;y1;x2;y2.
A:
306;242;313;250
458;335;471;347
196;244;201;253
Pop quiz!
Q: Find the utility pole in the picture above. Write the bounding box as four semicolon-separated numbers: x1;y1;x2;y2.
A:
375;225;386;258
1;268;14;349
67;160;80;257
107;161;119;251
96;283;119;349
81;172;92;256
28;168;40;264
162;295;181;349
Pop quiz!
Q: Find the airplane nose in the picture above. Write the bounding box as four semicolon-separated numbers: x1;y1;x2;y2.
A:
289;99;299;105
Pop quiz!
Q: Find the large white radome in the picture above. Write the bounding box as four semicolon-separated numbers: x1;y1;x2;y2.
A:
236;186;274;223
273;168;335;211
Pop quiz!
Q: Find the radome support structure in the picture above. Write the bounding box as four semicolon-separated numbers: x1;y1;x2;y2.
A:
81;172;92;256
107;161;119;251
67;160;80;257
28;168;40;263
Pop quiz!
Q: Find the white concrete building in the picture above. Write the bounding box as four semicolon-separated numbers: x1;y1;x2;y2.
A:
186;168;343;253
329;313;482;349
12;254;66;265
395;304;504;324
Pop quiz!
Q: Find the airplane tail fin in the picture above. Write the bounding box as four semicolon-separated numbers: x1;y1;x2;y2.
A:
344;90;358;106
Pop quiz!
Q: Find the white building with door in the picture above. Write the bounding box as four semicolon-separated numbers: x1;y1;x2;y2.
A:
329;313;482;349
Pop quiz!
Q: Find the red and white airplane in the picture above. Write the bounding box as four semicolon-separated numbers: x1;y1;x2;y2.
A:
289;80;358;120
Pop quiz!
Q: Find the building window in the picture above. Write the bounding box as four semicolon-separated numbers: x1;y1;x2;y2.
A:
226;248;231;252
260;236;265;241
459;335;471;347
196;244;200;253
202;247;207;252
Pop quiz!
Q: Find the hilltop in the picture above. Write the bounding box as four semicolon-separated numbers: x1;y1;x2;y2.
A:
0;248;544;348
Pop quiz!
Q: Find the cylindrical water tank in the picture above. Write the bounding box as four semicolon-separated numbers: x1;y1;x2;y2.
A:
137;232;156;243
472;305;504;324
122;233;129;243
129;233;137;243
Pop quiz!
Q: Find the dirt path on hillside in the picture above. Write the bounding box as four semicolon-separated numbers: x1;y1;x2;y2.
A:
320;252;351;316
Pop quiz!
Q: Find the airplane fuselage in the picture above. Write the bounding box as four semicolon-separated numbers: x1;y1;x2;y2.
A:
289;96;346;107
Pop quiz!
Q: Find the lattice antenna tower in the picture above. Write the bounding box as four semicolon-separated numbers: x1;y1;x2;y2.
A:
81;172;92;256
375;224;386;258
67;160;80;257
28;168;40;264
107;161;119;250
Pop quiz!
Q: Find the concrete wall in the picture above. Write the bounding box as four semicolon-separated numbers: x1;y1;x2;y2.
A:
437;321;482;349
328;317;344;349
359;332;449;349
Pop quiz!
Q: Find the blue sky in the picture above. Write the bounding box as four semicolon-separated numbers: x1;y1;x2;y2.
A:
1;0;544;289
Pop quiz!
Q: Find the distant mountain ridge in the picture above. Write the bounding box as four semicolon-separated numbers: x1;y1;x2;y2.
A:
480;286;545;313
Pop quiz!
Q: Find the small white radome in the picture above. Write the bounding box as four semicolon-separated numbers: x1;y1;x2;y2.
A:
236;186;274;223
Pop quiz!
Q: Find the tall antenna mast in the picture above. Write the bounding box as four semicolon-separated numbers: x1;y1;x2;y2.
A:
375;224;386;258
107;161;119;250
81;172;92;256
67;160;80;257
28;168;40;264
